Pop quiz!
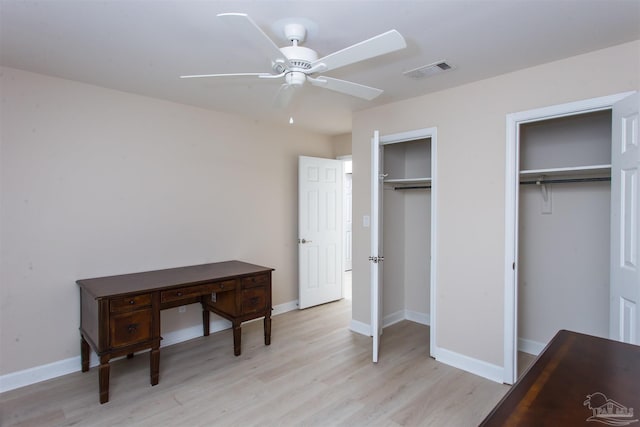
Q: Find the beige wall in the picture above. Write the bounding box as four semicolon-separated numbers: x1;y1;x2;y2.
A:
351;41;640;368
331;133;352;157
0;67;333;375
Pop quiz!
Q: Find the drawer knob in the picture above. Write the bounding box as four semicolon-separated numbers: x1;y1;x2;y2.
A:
129;300;135;305
250;297;259;305
220;284;224;289
177;292;183;297
128;324;138;333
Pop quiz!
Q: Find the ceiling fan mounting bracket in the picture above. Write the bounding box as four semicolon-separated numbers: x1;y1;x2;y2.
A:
283;23;306;43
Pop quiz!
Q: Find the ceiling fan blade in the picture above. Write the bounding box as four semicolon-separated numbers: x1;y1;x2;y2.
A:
308;76;383;100
310;30;406;73
217;13;291;71
273;83;296;109
180;73;274;79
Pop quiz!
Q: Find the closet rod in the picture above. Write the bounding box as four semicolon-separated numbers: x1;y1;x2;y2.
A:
520;177;611;185
393;185;431;190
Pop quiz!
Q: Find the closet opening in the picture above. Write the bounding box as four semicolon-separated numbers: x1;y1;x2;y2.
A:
503;91;636;385
382;138;432;329
371;127;438;363
517;110;612;376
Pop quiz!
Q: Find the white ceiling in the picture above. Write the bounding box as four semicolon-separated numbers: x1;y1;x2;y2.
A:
1;0;639;135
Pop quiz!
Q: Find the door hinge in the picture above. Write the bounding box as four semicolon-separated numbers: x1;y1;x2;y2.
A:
512;262;516;270
369;256;385;263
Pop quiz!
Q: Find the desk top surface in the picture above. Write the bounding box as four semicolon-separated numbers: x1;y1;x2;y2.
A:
77;260;274;298
480;329;640;426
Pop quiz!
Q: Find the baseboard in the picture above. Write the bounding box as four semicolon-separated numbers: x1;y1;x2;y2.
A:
349;309;430;337
383;310;406;328
0;299;299;394
518;337;545;356
433;346;504;384
349;319;371;336
405;310;430;326
272;300;298;316
383;309;430;327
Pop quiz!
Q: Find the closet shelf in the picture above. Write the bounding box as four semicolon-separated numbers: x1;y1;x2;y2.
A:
384;177;431;185
519;164;611;178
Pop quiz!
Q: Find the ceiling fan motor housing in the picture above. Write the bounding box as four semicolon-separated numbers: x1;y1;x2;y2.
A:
278;45;319;86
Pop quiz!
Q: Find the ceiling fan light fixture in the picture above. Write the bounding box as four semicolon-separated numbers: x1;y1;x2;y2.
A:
285;71;306;87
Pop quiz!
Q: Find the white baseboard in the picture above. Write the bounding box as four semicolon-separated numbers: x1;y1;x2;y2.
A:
432;346;504;384
383;309;430;328
405;310;430;326
518;337;545;356
0;299;299;394
349;319;371;336
383;310;406;328
349;309;430;337
0;356;81;394
272;300;298;316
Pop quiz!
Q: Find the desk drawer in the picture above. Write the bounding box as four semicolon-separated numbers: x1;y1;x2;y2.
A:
241;287;267;315
110;294;152;312
110;309;152;348
160;280;236;303
241;274;269;289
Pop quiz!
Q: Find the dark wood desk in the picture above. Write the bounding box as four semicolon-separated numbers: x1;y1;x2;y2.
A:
78;260;274;404
480;330;640;426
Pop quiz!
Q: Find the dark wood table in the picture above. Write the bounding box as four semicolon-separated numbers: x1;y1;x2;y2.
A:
78;260;274;403
480;330;640;426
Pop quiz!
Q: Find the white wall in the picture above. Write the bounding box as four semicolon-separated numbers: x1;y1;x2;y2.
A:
351;41;640;373
0;66;334;375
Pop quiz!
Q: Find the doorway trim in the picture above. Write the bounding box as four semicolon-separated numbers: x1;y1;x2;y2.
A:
503;91;635;384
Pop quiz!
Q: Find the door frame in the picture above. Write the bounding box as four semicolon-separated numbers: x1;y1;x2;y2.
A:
338;155;353;276
374;127;438;359
503;91;635;384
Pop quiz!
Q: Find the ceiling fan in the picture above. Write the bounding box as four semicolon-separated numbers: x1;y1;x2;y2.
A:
180;13;407;107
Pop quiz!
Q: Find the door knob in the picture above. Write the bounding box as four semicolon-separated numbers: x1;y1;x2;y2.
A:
299;238;312;244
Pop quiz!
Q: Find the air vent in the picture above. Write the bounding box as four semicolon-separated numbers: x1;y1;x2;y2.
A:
403;61;454;79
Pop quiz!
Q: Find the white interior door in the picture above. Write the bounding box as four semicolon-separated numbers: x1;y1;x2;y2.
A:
371;131;384;362
298;156;343;309
610;92;640;344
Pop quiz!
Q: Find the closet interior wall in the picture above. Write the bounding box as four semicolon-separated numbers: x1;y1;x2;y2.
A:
382;139;431;323
517;111;612;353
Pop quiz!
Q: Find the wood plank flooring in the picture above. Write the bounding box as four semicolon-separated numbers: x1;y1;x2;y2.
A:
1;299;511;426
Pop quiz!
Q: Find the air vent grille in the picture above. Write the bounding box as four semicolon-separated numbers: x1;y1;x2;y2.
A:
403;61;454;79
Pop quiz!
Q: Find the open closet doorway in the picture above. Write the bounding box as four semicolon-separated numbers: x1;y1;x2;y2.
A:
503;91;639;384
339;155;353;300
370;128;438;363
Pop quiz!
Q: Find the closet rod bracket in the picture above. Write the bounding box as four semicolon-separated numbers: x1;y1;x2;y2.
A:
536;176;549;202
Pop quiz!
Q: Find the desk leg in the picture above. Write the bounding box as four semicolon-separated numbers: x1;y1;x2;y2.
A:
264;314;271;346
150;347;160;386
98;355;110;404
81;336;90;372
233;321;241;356
202;305;210;336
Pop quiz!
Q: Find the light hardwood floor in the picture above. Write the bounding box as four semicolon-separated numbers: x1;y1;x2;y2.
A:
1;299;512;426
